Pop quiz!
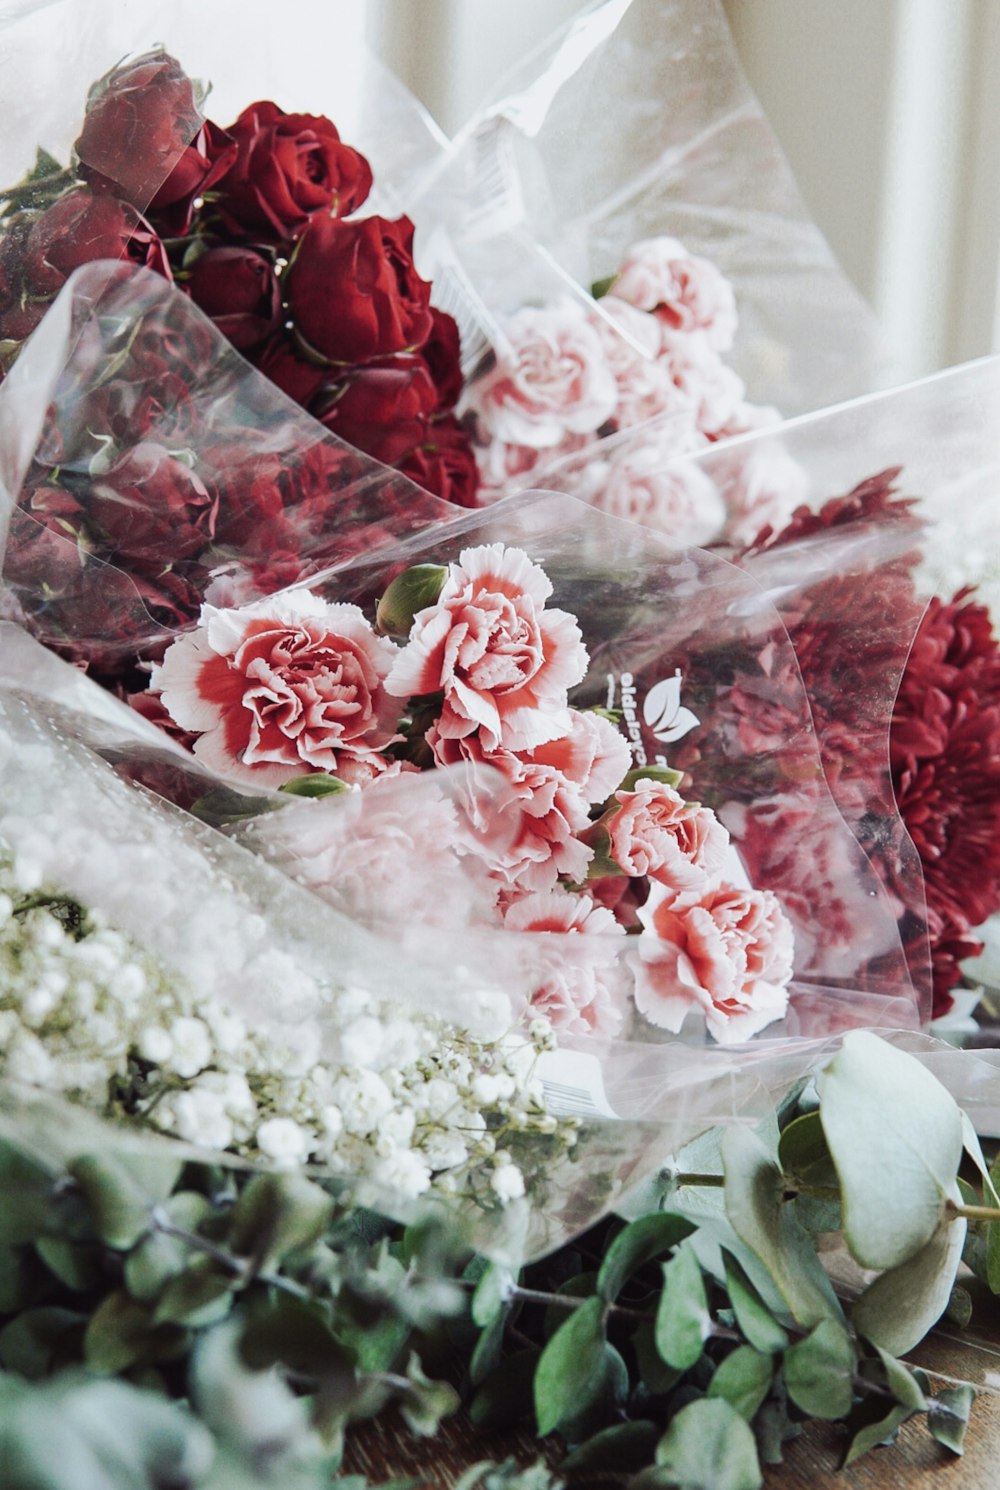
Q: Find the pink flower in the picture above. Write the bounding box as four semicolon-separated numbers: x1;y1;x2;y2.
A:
656;332;745;440
635;881;794;1043
428;726;593;896
386;542;589;753
504;889;626;1036
605;781;728;905
611;237;738;351
464;298;617;449
717;438;808;550
573;441;726;548
151;589;400;788
590;296;688;430
527;709;632;806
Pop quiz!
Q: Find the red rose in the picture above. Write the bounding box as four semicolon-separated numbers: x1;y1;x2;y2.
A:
74;51;203;210
312;356;437;464
286;214;433;363
422;308;464;411
216;101;373;242
186;245;282;351
252;333;328;407
24;189;171;296
89;441;218;567
398;418;481;507
148;120;238;235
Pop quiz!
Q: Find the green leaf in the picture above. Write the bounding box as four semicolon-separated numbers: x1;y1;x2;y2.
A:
708;1346;774;1421
777;1111;841;1232
852;1211;967;1355
843;1402;912;1467
124;1230;190;1304
534;1294;606;1436
543;1273;596;1340
69;1152;181;1251
557;1343;629;1446
398;1352;460;1437
633;1318;683;1395
817;1031;963;1269
228;1170;333;1272
597;1212;694;1302
242;1296;357;1383
722;1251;789;1354
470;1348;540;1431
561;1420;659;1475
83;1289;186;1375
928;1384;975;1454
961;1112;1000;1208
0;1246;41;1314
721;1127;842;1328
782;1318;856;1419
152;1258;235;1328
472;1261;514;1327
655;1243;711;1370
653;1397;763;1490
591;273;618;300
0;1306;86;1378
0;1139;81;1244
34;1238;102;1293
470;1305;507;1386
862;1343;927;1411
756;1385;802;1465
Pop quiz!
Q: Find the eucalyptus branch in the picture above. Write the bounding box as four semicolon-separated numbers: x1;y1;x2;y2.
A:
149;1207;312;1300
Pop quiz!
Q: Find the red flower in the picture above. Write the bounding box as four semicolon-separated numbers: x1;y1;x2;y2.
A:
891;591;1000;1014
186;245;282;352
398;419;481;507
312;356;438;465
74;52;203;210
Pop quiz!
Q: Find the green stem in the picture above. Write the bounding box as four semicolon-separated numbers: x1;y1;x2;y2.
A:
949;1201;1000;1222
150;1209;311;1300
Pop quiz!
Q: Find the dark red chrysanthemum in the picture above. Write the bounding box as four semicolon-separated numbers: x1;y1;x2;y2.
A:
891;590;1000;1014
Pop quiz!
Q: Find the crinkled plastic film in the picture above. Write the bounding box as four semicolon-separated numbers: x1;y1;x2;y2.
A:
411;0;889;416
0;254;951;1259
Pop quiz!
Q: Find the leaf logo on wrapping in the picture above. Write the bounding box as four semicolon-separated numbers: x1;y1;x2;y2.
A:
643;671;700;745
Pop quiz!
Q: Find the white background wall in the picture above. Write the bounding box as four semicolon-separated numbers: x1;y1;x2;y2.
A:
366;0;1000;383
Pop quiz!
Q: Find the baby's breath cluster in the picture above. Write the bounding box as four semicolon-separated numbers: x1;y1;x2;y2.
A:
0;837;572;1204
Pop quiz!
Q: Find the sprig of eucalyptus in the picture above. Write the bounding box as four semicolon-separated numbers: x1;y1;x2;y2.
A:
0;1031;996;1489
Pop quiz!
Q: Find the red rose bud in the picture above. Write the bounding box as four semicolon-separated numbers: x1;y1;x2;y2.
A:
74;51;203;210
187;245;282;352
252;333;328;407
24;189;172;296
216;100;373;242
287;214;433;364
398;418;481;508
422;307;464;411
88;441;219;566
312;356;437;465
376;564;447;637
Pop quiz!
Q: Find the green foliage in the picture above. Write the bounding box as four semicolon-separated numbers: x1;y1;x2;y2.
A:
0;1034;992;1486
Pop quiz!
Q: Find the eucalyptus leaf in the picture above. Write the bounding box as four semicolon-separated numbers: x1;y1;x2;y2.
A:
0;1246;41;1314
961;1112;1000;1208
34;1237;102;1293
928;1384;975;1454
0;1139;81;1245
472;1261;514;1327
722;1251;789;1354
469;1305;506;1387
561;1420;659;1474
852;1209;967;1355
152;1258;235;1328
861;1343;927;1411
708;1346;774;1421
83;1289;186;1375
777;1111;841;1233
721;1127;841;1328
557;1343;629;1446
0;1306;86;1379
242;1297;357;1383
843;1402;912;1467
597;1212;694;1302
782;1318;855;1419
228;1171;333;1272
633;1317;683;1395
653;1396;763;1490
817;1032;963;1270
124;1230;190;1304
655;1243;710;1371
398;1352;460;1437
69;1152;181;1252
534;1294;606;1436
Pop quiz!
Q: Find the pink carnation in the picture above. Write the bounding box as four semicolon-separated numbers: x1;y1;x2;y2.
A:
605;781;729;906
656;332;745;440
590;296;688;430
612;236;738;351
464;298;617;449
387;542;589;753
504;889;626;1036
717;438;809;549
428;726;593;896
527;709;632;806
574;441;726;548
152;589;399;788
635;880;794;1043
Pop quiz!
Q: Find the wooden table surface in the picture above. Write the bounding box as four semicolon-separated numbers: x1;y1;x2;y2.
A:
344;1302;1000;1489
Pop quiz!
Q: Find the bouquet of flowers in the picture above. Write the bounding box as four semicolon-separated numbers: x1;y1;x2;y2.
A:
0;5;999;1488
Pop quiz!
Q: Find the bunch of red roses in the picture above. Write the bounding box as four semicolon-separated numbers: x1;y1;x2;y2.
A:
0;50;479;507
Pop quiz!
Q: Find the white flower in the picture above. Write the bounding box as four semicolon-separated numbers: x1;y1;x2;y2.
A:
371;1148;432;1199
165;1017;213;1079
490;1160;526;1202
340;1016;384;1068
173;1089;234;1151
137;1026;174;1066
256;1117;312;1165
419;1078;460;1121
420;1130;469;1171
332;1070;394;1136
